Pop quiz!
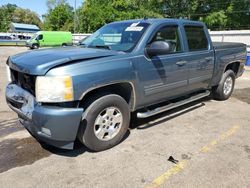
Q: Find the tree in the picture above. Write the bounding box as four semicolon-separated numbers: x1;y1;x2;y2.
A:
0;4;42;32
226;0;250;30
77;0;163;33
147;0;250;30
43;2;74;31
46;0;67;10
1;0;249;33
202;10;227;30
12;8;42;28
0;4;17;32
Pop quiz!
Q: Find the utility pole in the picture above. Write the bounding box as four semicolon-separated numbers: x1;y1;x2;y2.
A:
74;0;76;34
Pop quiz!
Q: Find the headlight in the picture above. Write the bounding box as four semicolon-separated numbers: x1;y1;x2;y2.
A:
6;65;11;82
36;76;74;103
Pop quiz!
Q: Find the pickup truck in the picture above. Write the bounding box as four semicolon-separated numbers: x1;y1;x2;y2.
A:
6;19;246;151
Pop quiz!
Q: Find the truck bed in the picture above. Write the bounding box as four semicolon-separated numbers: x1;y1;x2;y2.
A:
211;41;246;85
213;42;246;50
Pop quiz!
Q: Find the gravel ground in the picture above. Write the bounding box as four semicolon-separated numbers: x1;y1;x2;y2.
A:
0;47;250;188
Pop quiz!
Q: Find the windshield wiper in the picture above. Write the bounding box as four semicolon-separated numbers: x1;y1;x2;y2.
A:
89;45;111;50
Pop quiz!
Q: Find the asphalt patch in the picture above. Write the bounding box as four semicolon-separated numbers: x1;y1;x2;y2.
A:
0;137;51;173
0;118;22;138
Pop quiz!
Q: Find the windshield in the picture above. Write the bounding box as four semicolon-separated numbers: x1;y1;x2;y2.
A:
82;22;150;52
30;34;38;40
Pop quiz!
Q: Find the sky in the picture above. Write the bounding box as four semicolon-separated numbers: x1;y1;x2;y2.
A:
0;0;83;18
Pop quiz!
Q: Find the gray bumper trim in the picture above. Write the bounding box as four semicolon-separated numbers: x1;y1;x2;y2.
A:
6;84;84;150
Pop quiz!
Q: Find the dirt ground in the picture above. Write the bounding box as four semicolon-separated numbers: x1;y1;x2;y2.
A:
0;47;250;188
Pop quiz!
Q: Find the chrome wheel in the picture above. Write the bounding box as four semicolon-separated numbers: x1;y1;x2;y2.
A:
94;107;123;141
223;76;233;95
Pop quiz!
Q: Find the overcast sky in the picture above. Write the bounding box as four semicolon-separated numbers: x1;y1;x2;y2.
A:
0;0;83;18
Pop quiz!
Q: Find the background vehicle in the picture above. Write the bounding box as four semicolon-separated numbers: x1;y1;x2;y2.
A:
0;33;15;40
26;31;72;49
6;19;246;151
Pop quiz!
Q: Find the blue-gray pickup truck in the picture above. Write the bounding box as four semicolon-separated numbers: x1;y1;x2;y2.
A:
6;19;246;151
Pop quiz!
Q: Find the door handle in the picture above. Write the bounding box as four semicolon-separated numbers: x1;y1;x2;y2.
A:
176;61;187;66
205;57;213;62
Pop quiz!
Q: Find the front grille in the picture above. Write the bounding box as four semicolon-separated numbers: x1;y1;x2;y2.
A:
11;69;36;96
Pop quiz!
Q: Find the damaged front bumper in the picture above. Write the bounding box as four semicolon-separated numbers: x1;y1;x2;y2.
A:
6;84;83;149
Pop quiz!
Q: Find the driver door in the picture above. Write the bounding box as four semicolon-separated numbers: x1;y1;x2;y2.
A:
137;25;189;106
37;34;44;47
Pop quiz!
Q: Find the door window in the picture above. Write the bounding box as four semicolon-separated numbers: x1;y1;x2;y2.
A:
150;25;182;54
184;26;208;51
37;35;43;40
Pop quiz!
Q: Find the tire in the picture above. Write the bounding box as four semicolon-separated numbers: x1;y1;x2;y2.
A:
212;70;235;100
62;43;67;47
78;94;130;151
32;44;39;49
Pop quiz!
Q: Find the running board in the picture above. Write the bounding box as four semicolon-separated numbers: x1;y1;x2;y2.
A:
137;91;210;118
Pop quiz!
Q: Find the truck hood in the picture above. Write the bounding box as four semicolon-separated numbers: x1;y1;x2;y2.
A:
8;47;121;75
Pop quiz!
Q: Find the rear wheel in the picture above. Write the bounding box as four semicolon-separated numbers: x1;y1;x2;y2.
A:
78;94;130;151
212;70;235;100
62;43;67;47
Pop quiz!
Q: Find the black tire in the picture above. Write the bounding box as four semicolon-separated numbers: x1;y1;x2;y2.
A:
78;94;130;151
32;43;39;49
212;70;235;100
62;43;67;47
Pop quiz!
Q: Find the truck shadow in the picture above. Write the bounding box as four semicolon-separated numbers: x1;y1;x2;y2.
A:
1;87;247;170
0;98;208;172
130;98;207;130
43;98;208;157
43;131;131;157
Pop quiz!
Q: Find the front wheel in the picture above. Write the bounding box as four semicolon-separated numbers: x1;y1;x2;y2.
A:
32;43;39;49
212;70;235;100
78;94;130;151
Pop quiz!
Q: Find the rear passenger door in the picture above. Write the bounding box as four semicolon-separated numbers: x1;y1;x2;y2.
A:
183;25;214;92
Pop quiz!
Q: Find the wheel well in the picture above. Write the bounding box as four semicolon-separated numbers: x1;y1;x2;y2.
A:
225;62;240;75
79;83;135;111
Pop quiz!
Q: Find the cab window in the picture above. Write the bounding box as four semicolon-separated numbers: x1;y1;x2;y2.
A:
150;25;182;53
184;26;208;51
37;35;43;40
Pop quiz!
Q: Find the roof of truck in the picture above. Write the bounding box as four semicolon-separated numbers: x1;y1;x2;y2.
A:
111;18;205;26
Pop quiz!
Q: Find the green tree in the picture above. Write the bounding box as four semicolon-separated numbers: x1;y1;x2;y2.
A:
43;2;74;31
12;8;42;28
45;0;250;32
226;0;250;30
0;4;17;32
0;4;42;32
46;0;67;10
78;0;162;33
202;10;227;30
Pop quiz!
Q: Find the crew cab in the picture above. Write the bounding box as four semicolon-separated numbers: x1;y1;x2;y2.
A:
6;19;246;151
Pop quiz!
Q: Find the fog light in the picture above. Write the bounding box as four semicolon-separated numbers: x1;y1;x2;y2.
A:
41;127;51;136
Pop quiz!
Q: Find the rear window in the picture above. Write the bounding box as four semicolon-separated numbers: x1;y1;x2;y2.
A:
184;26;208;51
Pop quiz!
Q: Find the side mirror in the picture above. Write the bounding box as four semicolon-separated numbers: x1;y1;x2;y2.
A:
146;41;172;57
